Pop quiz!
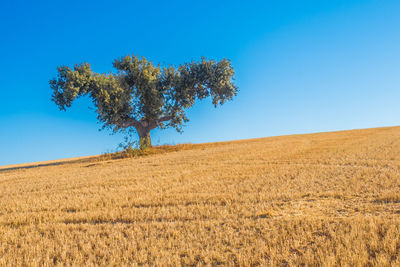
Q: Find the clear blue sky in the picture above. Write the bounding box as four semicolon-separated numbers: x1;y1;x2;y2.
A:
1;0;400;165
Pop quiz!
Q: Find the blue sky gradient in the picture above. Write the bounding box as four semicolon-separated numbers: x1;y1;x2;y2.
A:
1;0;399;165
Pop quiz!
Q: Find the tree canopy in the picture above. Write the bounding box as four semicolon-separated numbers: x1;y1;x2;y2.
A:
50;54;238;148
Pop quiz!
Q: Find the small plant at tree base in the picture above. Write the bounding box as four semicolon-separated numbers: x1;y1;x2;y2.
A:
117;129;146;158
50;54;238;149
118;129;140;151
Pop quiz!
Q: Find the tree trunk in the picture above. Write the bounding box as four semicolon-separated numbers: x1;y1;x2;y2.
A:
137;127;151;149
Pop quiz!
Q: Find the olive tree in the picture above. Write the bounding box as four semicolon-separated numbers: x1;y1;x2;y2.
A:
50;54;238;149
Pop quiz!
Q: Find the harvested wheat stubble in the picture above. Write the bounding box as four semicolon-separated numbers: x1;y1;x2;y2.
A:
1;126;400;266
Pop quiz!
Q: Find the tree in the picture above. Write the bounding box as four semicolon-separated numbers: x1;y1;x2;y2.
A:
49;54;238;149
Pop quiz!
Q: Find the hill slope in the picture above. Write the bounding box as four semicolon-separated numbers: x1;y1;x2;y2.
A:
1;127;400;265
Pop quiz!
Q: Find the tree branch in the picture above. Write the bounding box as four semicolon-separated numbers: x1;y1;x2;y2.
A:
121;117;140;128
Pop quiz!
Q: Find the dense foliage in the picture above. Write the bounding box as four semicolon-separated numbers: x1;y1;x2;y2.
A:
50;54;237;148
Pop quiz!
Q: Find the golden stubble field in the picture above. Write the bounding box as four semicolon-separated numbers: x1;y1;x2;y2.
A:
1;126;400;266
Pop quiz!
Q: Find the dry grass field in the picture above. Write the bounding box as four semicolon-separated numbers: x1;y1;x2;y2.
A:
1;126;400;266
